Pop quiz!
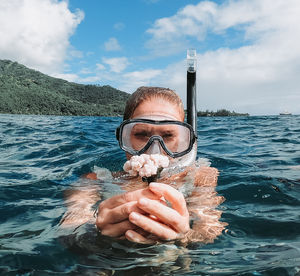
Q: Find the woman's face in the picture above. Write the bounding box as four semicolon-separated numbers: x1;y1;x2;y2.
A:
126;97;183;159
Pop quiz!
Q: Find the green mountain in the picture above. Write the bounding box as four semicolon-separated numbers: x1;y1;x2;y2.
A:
0;60;130;116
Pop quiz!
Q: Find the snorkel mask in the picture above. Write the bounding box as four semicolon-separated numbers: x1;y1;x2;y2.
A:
116;49;198;169
116;116;196;158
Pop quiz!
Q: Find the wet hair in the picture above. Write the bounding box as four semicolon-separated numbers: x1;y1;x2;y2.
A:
123;86;184;121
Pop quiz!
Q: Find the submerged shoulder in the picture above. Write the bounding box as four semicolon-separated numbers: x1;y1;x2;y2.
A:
84;172;98;180
194;166;219;187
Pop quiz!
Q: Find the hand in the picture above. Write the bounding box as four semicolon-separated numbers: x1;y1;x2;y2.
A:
125;182;190;243
95;188;160;238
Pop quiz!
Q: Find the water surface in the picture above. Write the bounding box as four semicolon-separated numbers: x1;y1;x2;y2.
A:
0;114;299;275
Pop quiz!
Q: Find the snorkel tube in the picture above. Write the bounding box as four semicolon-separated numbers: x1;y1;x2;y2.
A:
183;49;198;166
170;49;198;169
187;49;197;132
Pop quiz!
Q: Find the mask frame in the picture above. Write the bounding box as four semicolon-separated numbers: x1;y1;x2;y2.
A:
116;118;197;158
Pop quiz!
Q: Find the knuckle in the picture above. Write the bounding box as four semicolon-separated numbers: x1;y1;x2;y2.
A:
181;221;190;233
172;218;184;231
99;201;105;209
98;201;106;214
100;227;110;236
171;217;180;228
96;209;109;228
177;192;185;203
172;217;189;233
95;217;104;228
160;231;170;240
121;204;130;216
122;192;132;202
160;230;176;241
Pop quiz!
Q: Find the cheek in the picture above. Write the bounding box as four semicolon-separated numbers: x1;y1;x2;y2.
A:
130;136;147;150
166;140;179;151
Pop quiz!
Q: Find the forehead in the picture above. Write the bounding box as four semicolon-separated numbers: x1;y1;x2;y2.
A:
131;97;183;121
132;123;179;132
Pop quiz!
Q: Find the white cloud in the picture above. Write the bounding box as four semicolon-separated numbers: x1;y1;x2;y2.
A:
120;69;162;92
79;76;101;83
79;67;92;74
104;37;121;51
69;49;84;59
102;57;130;73
114;22;125;31
53;73;79;82
96;63;106;70
143;0;300;115
146;1;217;56
86;51;94;57
0;0;84;75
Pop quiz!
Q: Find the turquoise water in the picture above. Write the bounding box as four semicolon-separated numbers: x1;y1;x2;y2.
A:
0;114;300;275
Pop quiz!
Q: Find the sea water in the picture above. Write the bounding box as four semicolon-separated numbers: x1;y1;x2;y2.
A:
0;114;299;275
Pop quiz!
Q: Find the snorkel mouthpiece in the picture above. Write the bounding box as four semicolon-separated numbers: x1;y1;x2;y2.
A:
142;167;163;184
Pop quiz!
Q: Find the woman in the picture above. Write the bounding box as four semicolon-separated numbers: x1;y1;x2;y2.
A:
61;87;225;244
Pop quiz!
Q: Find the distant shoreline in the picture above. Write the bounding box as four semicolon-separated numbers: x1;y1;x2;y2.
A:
197;109;249;117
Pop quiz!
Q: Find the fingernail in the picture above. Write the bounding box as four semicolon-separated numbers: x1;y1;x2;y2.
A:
139;198;148;206
126;230;134;239
149;182;162;195
150;182;159;188
130;212;140;220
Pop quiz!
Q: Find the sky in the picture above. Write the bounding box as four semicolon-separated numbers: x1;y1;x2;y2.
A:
0;0;300;115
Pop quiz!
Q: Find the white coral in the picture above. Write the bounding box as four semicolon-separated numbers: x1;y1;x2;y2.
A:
123;154;169;177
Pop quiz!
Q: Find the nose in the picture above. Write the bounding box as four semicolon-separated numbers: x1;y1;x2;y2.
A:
146;140;162;155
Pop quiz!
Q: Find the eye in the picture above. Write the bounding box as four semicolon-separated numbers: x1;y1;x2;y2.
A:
134;131;149;138
162;132;175;140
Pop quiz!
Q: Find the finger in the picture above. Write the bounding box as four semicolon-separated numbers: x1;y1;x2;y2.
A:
137;198;189;233
99;188;160;209
149;182;188;216
97;201;143;226
100;220;137;238
125;230;156;244
135;227;150;237
129;212;178;241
